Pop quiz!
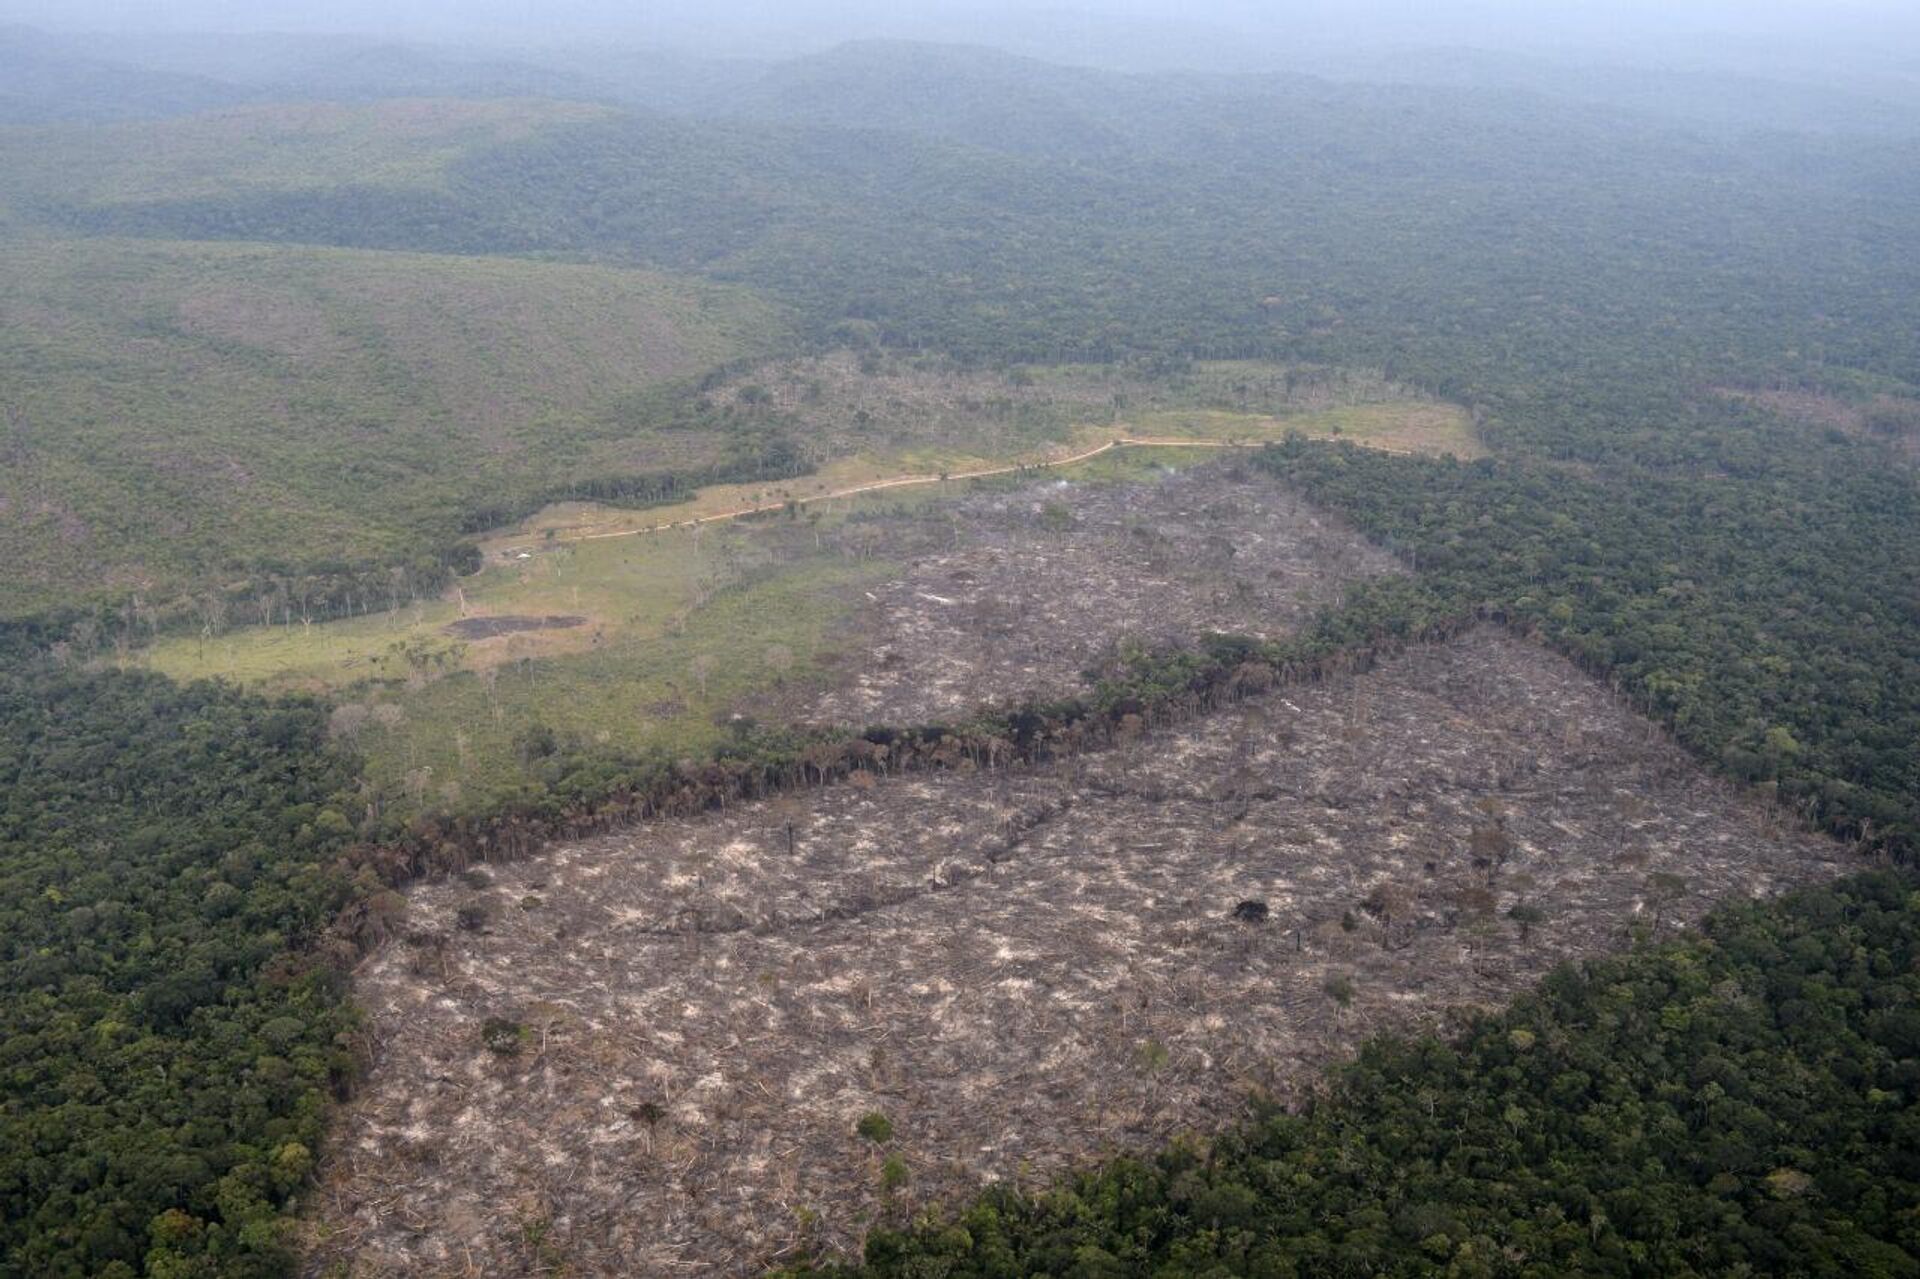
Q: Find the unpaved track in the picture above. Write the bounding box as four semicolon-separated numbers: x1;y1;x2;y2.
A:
548;436;1409;550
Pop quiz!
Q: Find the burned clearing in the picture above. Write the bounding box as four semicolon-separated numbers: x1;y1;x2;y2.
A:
799;463;1399;726
308;628;1844;1278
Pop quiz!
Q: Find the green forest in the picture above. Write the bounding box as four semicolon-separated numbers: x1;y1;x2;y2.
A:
0;21;1917;1279
0;654;361;1276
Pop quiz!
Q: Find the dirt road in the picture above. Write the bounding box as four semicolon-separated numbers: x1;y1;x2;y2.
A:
519;434;1406;553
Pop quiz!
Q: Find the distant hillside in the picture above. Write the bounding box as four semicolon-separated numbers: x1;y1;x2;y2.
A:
239;41;603;103
1306;45;1920;137
28;48;1914;381
0;23;255;123
0;237;783;618
712;40;1137;159
0;96;617;214
0;24;613;120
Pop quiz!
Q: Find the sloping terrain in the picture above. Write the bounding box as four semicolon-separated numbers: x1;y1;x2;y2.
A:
0;236;781;615
134;436;1424;814
0;97;614;211
799;464;1400;726
0;24;255;124
307;628;1842;1277
702;353;1456;462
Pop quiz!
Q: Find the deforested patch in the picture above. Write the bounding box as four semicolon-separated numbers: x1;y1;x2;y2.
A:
798;462;1400;727
306;628;1845;1278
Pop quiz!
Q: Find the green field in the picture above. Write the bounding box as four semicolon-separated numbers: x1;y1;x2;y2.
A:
354;550;885;809
1130;402;1483;456
138;462;1144;804
0;235;783;616
141;491;888;802
136;389;1469;803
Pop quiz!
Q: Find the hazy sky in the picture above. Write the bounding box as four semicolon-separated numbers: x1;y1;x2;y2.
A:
7;0;1919;68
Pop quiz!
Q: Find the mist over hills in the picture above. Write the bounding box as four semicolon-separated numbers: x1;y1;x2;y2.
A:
0;22;255;120
4;0;1918;133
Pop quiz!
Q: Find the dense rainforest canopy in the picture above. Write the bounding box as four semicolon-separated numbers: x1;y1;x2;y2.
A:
0;661;361;1276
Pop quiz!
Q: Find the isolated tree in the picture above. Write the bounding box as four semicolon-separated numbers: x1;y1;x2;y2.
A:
327;703;371;745
1645;872;1689;936
1363;882;1414;951
194;593;228;659
480;1017;524;1055
403;766;434;806
1469;802;1516;887
631;1101;667;1154
769;795;805;857
1508;902;1546;945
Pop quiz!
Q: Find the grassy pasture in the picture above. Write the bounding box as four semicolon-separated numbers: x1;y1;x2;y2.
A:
1130;401;1483;456
138;390;1467;803
352;551;885;805
486;395;1472;548
143;502;890;800
0;235;783;616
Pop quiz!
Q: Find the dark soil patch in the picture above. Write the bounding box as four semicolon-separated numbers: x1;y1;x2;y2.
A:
444;614;588;640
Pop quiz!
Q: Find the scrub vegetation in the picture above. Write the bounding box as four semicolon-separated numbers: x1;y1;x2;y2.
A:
0;235;782;617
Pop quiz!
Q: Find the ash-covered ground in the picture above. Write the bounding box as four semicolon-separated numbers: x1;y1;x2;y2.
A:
801;463;1399;726
307;629;1844;1277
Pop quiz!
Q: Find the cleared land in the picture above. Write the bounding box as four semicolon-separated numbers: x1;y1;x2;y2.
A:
129;377;1468;812
0;235;780;614
1720;385;1920;466
703;352;1480;466
794;463;1401;726
146;460;1391;806
482;358;1475;555
307;628;1843;1277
